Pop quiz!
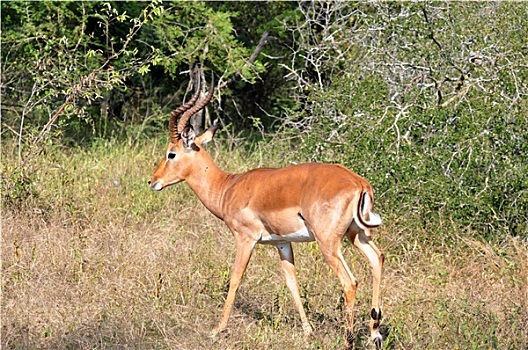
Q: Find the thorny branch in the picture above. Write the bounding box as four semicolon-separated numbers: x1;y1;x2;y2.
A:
31;3;159;148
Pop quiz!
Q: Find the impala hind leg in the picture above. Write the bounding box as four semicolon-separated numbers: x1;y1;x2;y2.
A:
212;239;256;336
315;236;359;349
275;242;313;337
350;230;384;348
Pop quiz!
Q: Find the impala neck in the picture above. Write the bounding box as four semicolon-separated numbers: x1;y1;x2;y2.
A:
184;151;231;220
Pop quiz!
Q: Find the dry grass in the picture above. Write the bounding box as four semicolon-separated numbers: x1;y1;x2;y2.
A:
2;140;527;349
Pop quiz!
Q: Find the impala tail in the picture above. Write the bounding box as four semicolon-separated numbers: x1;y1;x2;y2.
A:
357;191;382;229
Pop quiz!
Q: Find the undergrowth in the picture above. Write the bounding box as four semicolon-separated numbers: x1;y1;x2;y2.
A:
2;138;527;349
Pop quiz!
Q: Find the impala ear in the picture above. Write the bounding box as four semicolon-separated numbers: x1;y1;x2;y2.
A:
196;119;221;145
181;126;199;151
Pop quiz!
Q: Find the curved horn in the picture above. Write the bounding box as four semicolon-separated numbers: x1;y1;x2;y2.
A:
177;75;215;134
169;76;202;144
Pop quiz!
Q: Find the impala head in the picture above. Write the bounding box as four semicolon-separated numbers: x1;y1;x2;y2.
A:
148;76;219;191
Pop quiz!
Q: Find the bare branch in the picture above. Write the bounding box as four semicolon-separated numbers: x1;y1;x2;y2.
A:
218;31;269;90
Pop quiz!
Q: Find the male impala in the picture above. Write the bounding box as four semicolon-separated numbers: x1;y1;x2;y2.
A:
149;76;385;348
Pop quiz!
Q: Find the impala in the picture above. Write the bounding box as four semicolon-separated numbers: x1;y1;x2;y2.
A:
148;76;385;348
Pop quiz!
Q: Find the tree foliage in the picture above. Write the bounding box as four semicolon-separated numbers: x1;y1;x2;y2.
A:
1;1;280;145
2;1;526;240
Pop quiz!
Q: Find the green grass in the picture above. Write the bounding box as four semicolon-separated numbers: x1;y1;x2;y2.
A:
2;139;527;349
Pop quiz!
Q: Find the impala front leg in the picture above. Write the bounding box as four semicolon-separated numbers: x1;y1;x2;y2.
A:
212;238;256;336
275;242;313;337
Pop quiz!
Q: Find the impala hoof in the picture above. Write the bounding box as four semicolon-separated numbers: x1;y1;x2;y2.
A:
345;329;355;350
372;332;383;349
302;324;313;338
211;325;226;338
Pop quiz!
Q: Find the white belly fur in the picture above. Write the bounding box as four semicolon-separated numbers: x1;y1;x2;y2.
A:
259;226;315;244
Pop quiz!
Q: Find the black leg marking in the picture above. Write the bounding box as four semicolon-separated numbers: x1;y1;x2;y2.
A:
371;308;378;320
371;308;383;329
371;308;382;321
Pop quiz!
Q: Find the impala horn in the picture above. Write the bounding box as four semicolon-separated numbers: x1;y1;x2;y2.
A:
177;75;215;135
169;75;202;144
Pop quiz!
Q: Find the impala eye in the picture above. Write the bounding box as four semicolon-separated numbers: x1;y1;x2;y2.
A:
167;152;176;159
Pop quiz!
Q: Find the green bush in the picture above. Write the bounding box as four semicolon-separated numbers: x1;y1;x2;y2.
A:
281;2;527;241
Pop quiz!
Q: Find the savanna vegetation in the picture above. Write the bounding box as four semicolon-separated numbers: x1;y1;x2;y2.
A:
2;2;527;349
